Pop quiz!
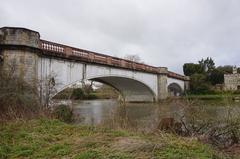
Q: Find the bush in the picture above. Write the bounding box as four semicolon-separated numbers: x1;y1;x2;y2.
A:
233;90;240;94
71;88;98;100
0;62;41;121
71;88;85;100
85;93;98;100
53;105;73;123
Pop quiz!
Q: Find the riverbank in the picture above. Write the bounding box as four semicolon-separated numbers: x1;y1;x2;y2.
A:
0;119;231;159
184;94;240;100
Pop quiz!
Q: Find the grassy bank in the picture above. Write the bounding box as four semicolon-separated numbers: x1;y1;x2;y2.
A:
0;119;229;159
184;94;240;100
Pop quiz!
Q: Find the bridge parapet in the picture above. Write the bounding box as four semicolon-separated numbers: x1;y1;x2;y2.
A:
40;40;188;81
40;39;162;73
0;27;188;82
168;71;189;81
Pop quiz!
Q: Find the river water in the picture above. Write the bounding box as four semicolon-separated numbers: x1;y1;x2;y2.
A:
72;99;240;131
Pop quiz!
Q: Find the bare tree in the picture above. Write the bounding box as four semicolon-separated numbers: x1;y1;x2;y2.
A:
124;54;142;63
0;61;40;120
38;72;59;109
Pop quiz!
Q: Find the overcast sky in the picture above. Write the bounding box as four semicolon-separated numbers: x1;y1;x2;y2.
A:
1;0;240;73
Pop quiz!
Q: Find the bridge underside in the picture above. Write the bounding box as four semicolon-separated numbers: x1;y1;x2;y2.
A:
168;83;183;97
89;76;156;102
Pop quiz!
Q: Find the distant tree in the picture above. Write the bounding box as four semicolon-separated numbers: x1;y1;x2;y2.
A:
190;73;211;94
208;69;224;85
183;63;204;76
82;81;94;95
198;57;215;73
217;65;233;74
124;54;141;63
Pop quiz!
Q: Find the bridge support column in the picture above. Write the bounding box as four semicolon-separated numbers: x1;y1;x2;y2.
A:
157;67;168;101
0;27;45;103
184;76;190;92
0;27;40;84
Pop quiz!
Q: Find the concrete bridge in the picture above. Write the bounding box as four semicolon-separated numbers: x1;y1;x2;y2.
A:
0;27;189;102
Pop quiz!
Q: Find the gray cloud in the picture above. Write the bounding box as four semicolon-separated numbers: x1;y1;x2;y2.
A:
1;0;240;73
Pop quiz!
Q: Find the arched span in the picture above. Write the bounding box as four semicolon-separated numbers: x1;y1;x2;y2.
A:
168;83;183;97
88;76;156;102
51;75;157;102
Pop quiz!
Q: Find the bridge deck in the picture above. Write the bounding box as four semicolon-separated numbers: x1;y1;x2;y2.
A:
40;39;188;81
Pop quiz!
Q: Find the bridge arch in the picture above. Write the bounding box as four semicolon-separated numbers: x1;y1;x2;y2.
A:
88;75;156;102
167;82;183;97
52;75;157;102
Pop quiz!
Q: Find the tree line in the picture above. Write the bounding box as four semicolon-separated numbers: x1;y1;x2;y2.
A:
183;57;240;94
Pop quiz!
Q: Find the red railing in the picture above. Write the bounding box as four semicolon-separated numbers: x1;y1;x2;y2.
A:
40;40;188;81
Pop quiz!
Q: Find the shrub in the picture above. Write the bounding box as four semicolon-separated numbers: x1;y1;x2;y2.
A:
53;105;73;123
85;93;98;100
233;90;240;94
0;62;41;121
71;88;85;100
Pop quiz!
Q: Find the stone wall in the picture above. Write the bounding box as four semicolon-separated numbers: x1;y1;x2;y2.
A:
3;50;38;83
0;27;40;48
224;74;240;90
0;27;40;84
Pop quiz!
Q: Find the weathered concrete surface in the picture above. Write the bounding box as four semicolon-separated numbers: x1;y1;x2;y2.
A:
0;27;39;83
38;57;157;102
0;27;40;48
0;27;189;102
167;77;185;91
157;67;168;100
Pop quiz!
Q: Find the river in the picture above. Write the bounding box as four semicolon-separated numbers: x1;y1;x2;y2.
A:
72;99;240;132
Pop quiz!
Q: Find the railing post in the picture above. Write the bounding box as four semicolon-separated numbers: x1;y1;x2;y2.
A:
89;53;94;61
121;60;126;67
65;47;72;57
107;57;112;65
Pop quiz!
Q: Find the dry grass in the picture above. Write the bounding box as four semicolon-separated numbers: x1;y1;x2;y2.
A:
0;119;230;159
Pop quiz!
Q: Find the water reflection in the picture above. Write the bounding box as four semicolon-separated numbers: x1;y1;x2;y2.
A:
72;99;240;131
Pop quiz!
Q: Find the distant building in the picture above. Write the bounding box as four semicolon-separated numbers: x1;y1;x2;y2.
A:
224;66;240;91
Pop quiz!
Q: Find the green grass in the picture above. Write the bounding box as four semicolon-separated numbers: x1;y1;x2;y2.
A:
0;119;230;159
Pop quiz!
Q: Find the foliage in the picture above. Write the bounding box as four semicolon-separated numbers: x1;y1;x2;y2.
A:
55;87;100;100
0;62;40;121
52;104;73;123
39;73;58;107
183;63;204;76
124;54;141;63
0;119;225;159
0;60;60;121
85;93;98;100
183;57;240;94
199;57;215;73
71;88;85;100
179;101;240;150
208;68;224;85
94;84;119;99
217;65;233;74
189;73;211;94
